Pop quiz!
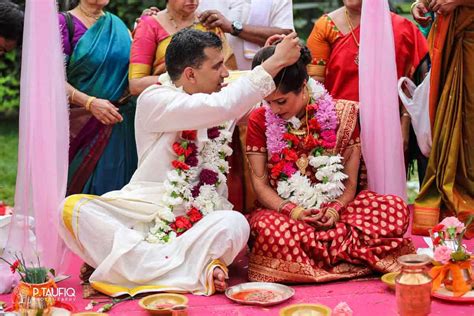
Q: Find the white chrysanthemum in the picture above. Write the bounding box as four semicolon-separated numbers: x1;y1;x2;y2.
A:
287;116;302;130
309;156;330;168
157;206;175;222
277;181;292;199
146;234;160;243
276;154;347;209
167;170;186;184
222;144;233;156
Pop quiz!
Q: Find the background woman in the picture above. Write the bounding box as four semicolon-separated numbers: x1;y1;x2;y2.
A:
59;0;137;195
128;0;235;95
245;46;414;283
306;0;428;163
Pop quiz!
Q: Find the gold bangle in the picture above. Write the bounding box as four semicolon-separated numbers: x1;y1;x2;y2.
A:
290;206;305;221
410;1;420;11
85;96;96;111
70;89;77;104
401;112;411;118
325;208;340;223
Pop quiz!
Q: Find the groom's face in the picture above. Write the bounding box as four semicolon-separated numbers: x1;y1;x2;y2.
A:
191;47;229;94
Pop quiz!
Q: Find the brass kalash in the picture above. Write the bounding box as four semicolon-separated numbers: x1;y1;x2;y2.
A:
395;254;432;316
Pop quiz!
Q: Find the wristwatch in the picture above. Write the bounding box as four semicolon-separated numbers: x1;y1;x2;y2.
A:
231;20;243;36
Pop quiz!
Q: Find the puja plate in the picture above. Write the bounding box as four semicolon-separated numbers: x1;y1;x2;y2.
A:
381;272;399;290
225;282;295;306
138;293;188;315
279;303;332;316
432;285;474;303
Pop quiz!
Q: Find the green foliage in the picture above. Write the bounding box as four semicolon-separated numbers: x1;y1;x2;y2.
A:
106;0;167;29
0;120;18;205
0;50;21;118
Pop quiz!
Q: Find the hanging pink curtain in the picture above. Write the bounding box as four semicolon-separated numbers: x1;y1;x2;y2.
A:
359;0;407;200
1;0;70;288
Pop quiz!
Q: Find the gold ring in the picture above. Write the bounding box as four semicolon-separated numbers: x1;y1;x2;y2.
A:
213;13;218;19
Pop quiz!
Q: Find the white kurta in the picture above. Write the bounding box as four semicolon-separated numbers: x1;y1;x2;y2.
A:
59;66;275;296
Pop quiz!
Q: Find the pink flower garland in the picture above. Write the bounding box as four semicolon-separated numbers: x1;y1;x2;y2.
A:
265;83;338;155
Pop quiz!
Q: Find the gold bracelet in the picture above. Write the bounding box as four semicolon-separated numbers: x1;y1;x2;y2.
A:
410;1;420;11
290;206;305;221
85;96;96;111
325;208;340;223
401;112;411;118
70;89;77;104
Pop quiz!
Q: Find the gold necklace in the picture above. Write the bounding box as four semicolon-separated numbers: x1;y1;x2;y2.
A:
79;4;104;21
166;10;197;31
344;8;360;66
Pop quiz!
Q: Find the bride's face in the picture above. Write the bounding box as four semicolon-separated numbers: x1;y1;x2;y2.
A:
264;87;307;120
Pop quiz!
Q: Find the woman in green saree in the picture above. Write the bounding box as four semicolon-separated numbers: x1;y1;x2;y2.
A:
411;1;474;238
59;0;137;195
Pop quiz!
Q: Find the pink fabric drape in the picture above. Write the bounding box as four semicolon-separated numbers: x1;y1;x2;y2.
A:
359;0;407;200
1;0;70;289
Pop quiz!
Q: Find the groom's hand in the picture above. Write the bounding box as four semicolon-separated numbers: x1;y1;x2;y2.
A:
261;32;300;78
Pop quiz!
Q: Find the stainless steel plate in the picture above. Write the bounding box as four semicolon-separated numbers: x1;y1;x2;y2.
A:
225;282;295;306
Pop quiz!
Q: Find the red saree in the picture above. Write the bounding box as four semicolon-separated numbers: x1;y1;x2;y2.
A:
308;13;428;102
245;100;415;283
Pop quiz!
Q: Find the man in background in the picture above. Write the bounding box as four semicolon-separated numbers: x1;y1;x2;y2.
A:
0;0;23;55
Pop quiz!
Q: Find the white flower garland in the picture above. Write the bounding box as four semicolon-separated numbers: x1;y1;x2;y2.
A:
146;124;233;244
276;155;347;209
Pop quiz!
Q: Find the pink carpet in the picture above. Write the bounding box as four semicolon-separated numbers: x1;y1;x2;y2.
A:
2;226;474;315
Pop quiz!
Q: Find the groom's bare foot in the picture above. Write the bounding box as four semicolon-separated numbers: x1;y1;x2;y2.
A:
213;267;227;292
79;263;95;283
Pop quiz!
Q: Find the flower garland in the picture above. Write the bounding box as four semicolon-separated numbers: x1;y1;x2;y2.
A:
265;81;348;209
146;125;233;244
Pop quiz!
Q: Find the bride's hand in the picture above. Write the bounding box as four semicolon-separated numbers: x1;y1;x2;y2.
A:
302;209;327;227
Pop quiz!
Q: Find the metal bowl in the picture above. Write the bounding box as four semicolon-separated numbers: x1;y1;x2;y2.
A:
225;282;295;306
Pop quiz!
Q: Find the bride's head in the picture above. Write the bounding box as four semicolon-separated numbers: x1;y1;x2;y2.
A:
252;45;312;120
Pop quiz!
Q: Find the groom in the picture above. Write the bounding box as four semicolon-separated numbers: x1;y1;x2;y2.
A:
60;29;301;296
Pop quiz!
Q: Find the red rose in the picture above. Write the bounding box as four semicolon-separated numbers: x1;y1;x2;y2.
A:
0;203;6;216
432;224;445;233
10;260;20;273
181;130;197;140
283;133;299;146
271;161;285;179
307;103;318;111
433;236;442;246
282;148;298;162
308;118;321;131
172;160;190;170
187;207;203;223
174;216;192;233
303;134;319;150
270;153;281;163
172;142;186;156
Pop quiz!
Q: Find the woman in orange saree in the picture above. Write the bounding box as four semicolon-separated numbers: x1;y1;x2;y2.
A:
306;1;427;101
412;3;474;238
306;0;428;172
245;46;414;283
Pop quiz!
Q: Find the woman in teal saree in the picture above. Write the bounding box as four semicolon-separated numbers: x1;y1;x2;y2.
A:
59;0;137;195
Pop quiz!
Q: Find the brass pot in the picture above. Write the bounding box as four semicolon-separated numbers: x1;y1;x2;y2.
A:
395;254;432;316
12;279;56;316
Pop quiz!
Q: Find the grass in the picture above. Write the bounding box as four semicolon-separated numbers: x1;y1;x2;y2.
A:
0;119;18;206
